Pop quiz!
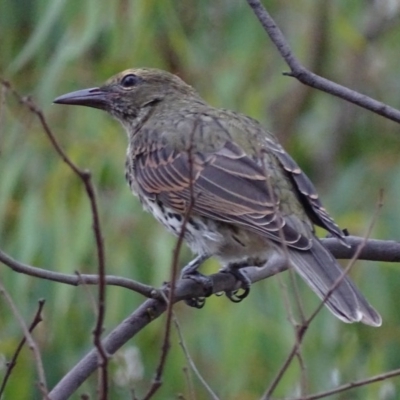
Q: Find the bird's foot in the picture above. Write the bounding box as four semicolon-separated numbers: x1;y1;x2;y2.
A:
185;296;206;309
180;255;212;308
182;271;213;308
221;267;251;303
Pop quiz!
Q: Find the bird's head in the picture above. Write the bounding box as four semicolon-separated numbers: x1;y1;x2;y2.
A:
54;68;201;124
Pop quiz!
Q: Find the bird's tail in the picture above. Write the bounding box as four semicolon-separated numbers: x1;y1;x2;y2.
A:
288;239;381;326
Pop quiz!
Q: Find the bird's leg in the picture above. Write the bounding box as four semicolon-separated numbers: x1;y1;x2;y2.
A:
221;262;252;303
180;254;212;308
180;254;210;278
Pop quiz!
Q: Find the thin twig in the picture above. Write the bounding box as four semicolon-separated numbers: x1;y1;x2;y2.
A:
287;368;400;400
0;82;7;154
0;248;154;296
245;0;400;124
182;366;196;400
0;77;109;398
141;124;198;400
173;312;219;400
0;282;48;397
0;299;46;397
75;271;101;318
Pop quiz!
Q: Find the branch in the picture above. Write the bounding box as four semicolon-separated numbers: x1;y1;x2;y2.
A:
4;234;393;299
323;236;400;262
246;0;400;124
1;235;397;295
0;248;155;297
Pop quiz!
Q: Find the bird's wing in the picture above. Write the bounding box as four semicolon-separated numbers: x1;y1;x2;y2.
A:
264;136;345;241
134;139;312;250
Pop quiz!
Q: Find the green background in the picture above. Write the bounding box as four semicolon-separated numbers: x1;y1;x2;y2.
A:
1;1;400;399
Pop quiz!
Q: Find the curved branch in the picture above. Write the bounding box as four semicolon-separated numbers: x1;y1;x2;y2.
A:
0;249;155;297
246;0;400;124
323;236;400;262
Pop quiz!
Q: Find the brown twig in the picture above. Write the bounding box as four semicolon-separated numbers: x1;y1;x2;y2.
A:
0;248;154;296
0;283;48;398
141;124;198;400
270;1;330;144
0;299;46;397
75;271;102;313
287;367;400;400
0;77;109;398
182;366;196;400
246;0;400;124
173;312;219;400
0;82;7;154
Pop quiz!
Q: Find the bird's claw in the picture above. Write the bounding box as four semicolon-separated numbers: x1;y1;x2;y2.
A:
222;267;252;303
185;296;206;308
182;271;213;308
225;287;250;303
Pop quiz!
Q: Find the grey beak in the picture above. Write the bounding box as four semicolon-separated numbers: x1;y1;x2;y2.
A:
54;87;110;109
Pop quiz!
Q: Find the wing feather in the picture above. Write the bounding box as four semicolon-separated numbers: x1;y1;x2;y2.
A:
265;137;345;241
134;141;311;250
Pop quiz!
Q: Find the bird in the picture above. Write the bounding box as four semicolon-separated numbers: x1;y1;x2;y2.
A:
54;68;381;326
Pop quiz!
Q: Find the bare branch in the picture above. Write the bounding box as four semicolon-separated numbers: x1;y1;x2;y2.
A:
1;234;399;301
0;248;155;297
246;0;400;124
323;236;400;262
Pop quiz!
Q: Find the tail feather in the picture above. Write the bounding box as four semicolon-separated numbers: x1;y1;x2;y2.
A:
288;238;382;326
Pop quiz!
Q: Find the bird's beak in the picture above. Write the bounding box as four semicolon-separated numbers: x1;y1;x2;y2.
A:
54;87;110;110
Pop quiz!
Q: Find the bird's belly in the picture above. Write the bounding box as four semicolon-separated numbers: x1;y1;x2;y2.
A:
142;197;274;265
213;224;275;267
142;198;224;255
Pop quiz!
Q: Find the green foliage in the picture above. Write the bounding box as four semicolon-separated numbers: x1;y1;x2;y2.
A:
1;0;400;398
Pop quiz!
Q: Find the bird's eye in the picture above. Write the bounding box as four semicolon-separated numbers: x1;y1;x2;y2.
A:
120;74;140;88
